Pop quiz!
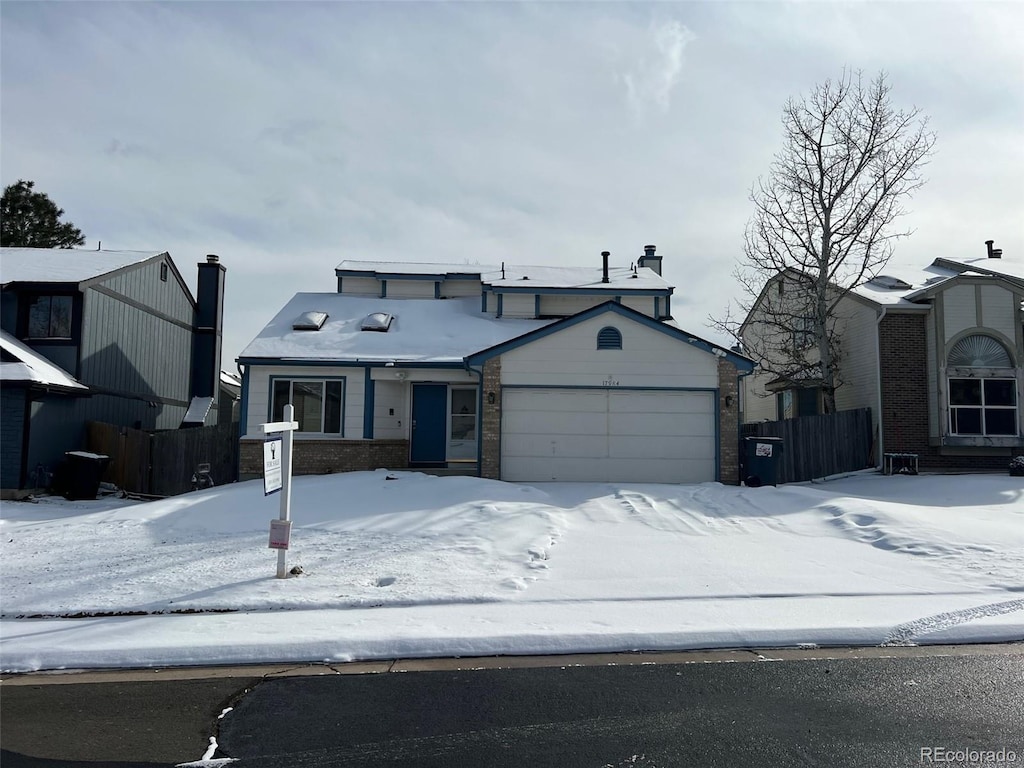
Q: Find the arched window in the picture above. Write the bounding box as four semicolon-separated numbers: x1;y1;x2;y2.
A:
947;334;1017;436
948;334;1012;368
596;326;622;350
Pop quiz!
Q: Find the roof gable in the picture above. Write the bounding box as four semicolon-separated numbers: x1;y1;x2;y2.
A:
466;301;754;371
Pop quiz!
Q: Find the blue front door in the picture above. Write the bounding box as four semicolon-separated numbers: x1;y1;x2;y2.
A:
410;384;447;465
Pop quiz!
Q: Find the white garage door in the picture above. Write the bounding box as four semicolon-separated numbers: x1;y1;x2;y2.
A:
501;389;716;483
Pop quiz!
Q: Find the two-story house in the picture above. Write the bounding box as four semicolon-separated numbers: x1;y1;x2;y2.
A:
237;246;754;484
740;240;1024;470
0;248;226;494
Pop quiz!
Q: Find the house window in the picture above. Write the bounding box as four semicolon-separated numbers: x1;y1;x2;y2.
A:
949;379;1017;436
792;316;815;349
160;262;169;282
449;387;477;441
26;295;73;338
272;378;344;434
946;335;1017;437
597;326;622;350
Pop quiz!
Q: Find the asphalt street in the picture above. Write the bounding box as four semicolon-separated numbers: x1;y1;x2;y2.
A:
2;646;1022;768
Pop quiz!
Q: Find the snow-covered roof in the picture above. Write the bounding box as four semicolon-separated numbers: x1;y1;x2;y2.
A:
0;331;88;391
239;294;553;363
937;254;1024;282
0;248;165;284
850;254;1024;307
335;259;672;291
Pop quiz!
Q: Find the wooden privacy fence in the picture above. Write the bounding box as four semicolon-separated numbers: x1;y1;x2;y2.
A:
87;421;239;497
740;408;873;484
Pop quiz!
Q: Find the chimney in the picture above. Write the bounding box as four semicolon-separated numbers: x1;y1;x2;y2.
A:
191;254;227;416
985;239;1002;259
601;251;610;283
638;244;663;276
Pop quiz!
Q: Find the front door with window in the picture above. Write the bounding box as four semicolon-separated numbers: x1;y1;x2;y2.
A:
410;384;448;465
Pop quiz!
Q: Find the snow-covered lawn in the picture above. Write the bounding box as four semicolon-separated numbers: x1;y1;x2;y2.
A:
1;471;1022;672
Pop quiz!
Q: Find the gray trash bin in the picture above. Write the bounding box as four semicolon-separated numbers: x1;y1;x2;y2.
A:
743;436;783;487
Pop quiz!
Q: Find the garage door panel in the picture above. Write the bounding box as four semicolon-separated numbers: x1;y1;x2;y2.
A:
503;411;607;436
503;434;609;459
501;388;716;484
607;412;714;437
609;391;711;414
609;435;712;461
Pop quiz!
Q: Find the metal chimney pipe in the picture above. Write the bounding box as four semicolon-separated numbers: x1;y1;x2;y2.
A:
601;251;610;283
985;240;995;257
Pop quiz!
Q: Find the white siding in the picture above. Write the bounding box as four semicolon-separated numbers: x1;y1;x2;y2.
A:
372;379;406;439
244;365;364;439
742;371;778;423
943;284;977;342
620;296;658;318
385;280;436;299
500;313;718;389
498;293;536;318
440;279;481;298
833;298;880;429
980;284;1017;340
539;294;611;318
338;277;379;296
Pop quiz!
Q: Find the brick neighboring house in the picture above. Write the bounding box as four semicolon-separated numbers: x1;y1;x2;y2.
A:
237;247;754;485
740;241;1024;470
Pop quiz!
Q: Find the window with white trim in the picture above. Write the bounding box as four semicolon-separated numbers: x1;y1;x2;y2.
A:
946;335;1017;437
272;378;344;434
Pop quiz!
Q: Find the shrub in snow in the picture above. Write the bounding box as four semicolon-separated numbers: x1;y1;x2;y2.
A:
1010;456;1024;476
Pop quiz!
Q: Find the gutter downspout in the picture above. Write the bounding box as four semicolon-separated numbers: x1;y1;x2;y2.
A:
874;307;887;470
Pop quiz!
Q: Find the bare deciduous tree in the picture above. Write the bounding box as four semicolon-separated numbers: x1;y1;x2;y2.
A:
712;70;936;414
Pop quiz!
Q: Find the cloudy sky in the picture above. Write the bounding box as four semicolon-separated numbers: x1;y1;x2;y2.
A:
2;1;1022;365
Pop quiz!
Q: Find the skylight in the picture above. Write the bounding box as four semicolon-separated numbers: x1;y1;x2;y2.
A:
868;275;913;290
292;311;328;331
360;312;394;332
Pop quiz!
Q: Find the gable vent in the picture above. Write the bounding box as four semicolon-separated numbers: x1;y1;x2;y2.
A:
292;311;328;331
868;275;913;290
597;326;622;350
361;312;394;332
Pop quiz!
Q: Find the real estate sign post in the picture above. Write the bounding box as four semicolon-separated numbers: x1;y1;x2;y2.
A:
262;404;299;578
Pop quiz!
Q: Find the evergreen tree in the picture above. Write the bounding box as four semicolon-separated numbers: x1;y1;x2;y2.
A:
1;180;86;248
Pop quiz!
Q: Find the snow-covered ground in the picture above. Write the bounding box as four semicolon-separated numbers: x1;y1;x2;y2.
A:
1;471;1022;672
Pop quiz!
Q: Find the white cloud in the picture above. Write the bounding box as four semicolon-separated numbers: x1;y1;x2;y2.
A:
621;19;695;117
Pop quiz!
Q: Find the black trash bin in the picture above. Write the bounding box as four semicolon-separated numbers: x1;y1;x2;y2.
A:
60;451;111;500
743;436;783;487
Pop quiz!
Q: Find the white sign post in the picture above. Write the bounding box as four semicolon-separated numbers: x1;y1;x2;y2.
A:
262;404;299;579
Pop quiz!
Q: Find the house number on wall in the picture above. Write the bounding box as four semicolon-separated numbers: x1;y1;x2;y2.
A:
602;376;620;386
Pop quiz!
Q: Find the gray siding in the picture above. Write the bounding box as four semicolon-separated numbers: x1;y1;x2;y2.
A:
96;256;195;323
1;387;27;488
80;286;194;422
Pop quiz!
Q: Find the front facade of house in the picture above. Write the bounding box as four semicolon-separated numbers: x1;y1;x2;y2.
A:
740;243;1024;469
238;248;754;484
0;248;226;493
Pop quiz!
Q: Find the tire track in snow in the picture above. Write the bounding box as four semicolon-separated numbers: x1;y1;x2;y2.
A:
883;597;1024;646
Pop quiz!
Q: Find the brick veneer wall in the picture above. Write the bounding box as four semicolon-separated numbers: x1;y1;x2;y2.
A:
480;358;502;480
879;313;1021;470
717;359;741;485
240;438;409;477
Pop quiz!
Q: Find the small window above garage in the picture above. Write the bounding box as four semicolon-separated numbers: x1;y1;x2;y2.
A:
597;326;622;350
361;312;394;332
292;311;328;331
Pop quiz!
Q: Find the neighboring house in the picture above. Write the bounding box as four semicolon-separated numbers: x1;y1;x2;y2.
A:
740;240;1024;470
0;248;226;494
237;246;754;484
219;369;242;425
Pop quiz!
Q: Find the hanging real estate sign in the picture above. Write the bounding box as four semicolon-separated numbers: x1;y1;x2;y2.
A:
263;437;283;495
